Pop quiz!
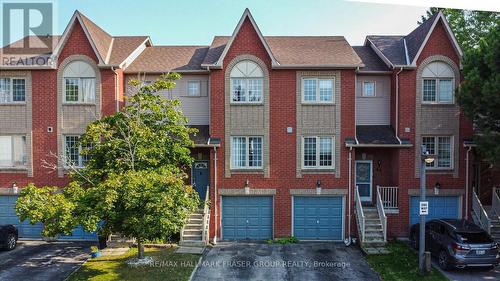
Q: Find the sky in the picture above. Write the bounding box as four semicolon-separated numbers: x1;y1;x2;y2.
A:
52;0;429;46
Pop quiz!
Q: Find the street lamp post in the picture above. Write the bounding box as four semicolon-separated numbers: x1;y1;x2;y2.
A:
419;145;435;273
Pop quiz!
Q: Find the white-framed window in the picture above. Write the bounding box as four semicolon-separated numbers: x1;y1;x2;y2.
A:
421;61;455;104
0;78;26;103
302;136;334;169
362;81;376;97
422;136;453;169
230;60;264;103
302;78;334;103
0;135;27;167
187;81;201;97
231;136;263;169
64;135;89;167
63;61;96;103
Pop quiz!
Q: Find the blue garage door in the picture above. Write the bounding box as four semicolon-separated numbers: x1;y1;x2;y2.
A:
58;226;98;241
409;196;460;226
222;196;273;240
293;196;343;240
0;195;43;238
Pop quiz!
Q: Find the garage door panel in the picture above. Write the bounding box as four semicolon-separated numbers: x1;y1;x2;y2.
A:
222;196;273;240
410;196;459;226
293;196;343;240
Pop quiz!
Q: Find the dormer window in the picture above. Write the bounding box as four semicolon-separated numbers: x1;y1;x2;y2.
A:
63;61;96;103
230;60;263;103
422;61;455;104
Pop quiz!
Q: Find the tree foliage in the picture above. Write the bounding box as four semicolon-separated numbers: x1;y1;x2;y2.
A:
457;23;500;165
16;73;200;258
419;8;499;52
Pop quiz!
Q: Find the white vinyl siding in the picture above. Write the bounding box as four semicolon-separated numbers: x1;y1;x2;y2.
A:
187;81;201;97
302;136;334;169
356;76;390;125
231;136;263;169
422;136;453;169
0;78;26;103
0;135;26;167
302;78;334;103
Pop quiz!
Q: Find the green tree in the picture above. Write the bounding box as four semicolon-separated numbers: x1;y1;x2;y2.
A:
457;23;500;166
419;8;499;52
16;73;200;258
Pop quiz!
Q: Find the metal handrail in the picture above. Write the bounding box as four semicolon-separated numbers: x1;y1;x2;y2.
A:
355;186;365;243
492;187;500;219
378;186;399;209
201;185;210;245
472;191;491;234
376;187;387;242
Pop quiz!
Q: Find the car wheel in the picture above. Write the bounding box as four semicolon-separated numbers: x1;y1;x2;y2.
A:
6;234;16;250
438;250;450;270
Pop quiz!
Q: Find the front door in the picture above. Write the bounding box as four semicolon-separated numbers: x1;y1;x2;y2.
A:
355;160;373;202
192;161;209;198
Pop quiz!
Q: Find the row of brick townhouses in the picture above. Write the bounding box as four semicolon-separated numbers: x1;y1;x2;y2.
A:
1;8;489;242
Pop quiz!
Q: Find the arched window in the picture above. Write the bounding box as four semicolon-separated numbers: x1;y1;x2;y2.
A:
421;61;455;103
63;61;96;103
230;60;263;103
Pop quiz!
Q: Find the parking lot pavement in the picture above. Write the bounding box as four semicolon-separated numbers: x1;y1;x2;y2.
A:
0;240;95;281
433;261;499;281
191;242;380;281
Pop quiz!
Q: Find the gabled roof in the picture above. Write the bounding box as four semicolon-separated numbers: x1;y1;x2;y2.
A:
77;11;113;63
108;36;150;66
352;46;390;72
124;46;209;73
203;8;277;68
365;11;462;68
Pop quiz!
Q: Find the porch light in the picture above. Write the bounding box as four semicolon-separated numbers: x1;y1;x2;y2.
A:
422;150;435;164
12;182;18;194
434;182;441;195
316;180;321;195
244;179;250;195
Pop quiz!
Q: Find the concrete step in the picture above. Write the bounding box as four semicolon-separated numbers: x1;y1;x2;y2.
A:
364;207;378;212
362;246;390;255
180;240;205;247
184;224;203;230
363;240;386;247
365;225;383;231
189;213;204;219
364;232;384;239
187;218;203;224
183;229;202;236
182;234;202;240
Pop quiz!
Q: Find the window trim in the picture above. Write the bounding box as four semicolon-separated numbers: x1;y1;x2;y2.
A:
422;78;455;104
422;135;454;170
301;77;335;104
230;78;264;104
63;77;96;104
301;136;335;170
0;135;27;168
230;136;263;170
0;77;26;104
187;80;201;97
63;135;87;168
362;81;376;97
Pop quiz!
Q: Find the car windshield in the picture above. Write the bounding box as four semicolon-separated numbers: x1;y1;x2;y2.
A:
456;231;492;243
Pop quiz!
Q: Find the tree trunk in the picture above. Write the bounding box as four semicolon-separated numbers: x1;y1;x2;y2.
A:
137;239;145;259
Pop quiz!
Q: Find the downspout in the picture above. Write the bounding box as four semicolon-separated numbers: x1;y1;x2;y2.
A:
347;146;353;245
465;146;472;219
111;67;120;113
395;67;403;143
213;146;218;244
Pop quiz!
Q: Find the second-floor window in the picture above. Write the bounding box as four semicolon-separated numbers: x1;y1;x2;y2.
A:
63;61;96;103
64;135;89;167
362;81;376;97
422;136;453;169
303;136;334;169
302;78;334;103
231;136;262;169
422;61;455;104
187;81;201;97
230;60;264;103
0;135;26;167
0;78;26;103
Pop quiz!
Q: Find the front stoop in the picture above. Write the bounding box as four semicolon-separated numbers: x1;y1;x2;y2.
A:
175;246;205;254
360;207;389;254
180;208;207;248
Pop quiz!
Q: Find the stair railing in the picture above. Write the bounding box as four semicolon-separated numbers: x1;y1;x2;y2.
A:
376;187;387;242
355;186;365;243
201;185;210;245
492;187;500;219
472;191;491;234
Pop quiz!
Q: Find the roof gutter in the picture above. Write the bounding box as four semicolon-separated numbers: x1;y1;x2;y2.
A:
345;143;413;148
271;64;364;69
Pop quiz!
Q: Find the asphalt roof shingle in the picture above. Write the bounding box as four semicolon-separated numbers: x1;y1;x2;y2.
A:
124;46;209;73
108;36;149;66
352;46;390;72
366;35;407;66
405;12;440;64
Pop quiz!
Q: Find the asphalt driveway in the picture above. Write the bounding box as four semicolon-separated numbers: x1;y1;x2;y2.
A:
0;240;95;281
191;242;380;281
433;260;500;281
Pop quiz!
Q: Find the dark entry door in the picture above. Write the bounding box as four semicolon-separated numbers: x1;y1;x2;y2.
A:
192;161;209;198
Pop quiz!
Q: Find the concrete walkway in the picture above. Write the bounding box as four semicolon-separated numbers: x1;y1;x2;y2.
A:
191;242;380;281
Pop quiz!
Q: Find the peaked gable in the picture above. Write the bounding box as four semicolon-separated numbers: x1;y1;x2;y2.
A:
58;20;99;64
210;9;277;68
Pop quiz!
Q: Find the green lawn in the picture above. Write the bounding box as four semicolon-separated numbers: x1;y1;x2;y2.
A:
366;241;448;281
67;247;201;281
